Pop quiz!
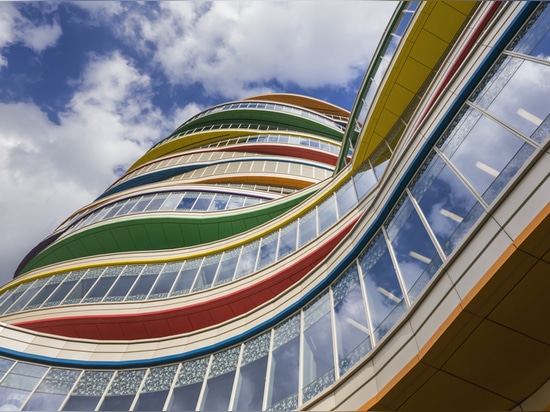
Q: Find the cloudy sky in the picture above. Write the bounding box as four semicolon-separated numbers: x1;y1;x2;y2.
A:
0;1;396;285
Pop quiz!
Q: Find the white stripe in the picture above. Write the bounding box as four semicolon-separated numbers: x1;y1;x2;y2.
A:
409;250;432;264
517;108;542;126
440;208;463;223
475;161;499;177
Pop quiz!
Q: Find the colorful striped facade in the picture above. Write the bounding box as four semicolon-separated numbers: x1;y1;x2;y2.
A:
0;2;549;410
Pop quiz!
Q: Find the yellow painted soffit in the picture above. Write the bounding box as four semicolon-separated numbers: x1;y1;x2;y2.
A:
352;1;477;169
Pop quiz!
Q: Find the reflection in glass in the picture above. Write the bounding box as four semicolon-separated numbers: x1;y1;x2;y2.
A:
5;278;47;314
99;369;145;411
335;180;358;218
267;315;300;410
257;232;278;270
298;209;317;247
200;347;239;411
508;4;550;60
317;194;337;234
133;365;177;411
234;241;259;279
302;292;335;403
359;233;405;342
171;259;200;295
410;152;479;255
125;265;161;301
104;265;141;302
167;358;208;411
149;263;180;298
24;368;81;411
278;222;297;259
332;264;371;376
214;249;240;286
82;267;120;303
353;166;377;200
234;333;270;411
439;108;529;201
385;195;439;295
193;256;220;291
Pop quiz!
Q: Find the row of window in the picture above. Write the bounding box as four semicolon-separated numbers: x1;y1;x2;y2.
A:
200;133;341;155
0;3;548;412
175;100;345;135
63;191;270;237
0;172;373;315
150;120;343;151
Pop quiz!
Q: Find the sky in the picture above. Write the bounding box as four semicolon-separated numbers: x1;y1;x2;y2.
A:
0;1;396;286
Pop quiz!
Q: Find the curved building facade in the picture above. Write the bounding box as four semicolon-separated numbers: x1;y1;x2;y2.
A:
0;2;549;410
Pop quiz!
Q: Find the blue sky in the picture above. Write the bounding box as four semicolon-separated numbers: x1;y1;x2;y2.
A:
0;1;396;285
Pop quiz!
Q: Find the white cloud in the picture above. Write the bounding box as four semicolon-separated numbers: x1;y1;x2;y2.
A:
108;2;396;98
0;3;62;68
0;52;200;284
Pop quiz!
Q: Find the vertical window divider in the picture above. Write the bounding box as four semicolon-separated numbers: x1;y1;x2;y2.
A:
129;369;149;411
261;329;275;411
405;187;446;262
188;258;205;293
227;344;244;411
328;286;340;380
382;227;411;308
162;362;182;411
123;265;146;302
356;259;376;349
196;355;213;411
97;370;118;411
298;310;305;407
19;366;51;411
166;263;184;297
231;246;244;283
58;369;84;411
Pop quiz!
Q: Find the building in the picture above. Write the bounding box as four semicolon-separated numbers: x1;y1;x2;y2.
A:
0;1;549;410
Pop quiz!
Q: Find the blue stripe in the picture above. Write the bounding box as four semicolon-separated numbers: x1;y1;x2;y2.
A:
97;157;335;200
0;2;537;370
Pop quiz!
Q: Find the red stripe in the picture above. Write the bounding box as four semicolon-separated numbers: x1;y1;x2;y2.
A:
14;217;360;340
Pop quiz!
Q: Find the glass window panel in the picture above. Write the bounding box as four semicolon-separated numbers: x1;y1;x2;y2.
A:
104;266;143;302
278;222;297;259
200;347;239;411
353;166;377;200
144;193;169;211
508;4;550;60
192;193;214;211
439;108;531;203
234;333;270;411
385;195;440;297
0;358;15;381
125;265;162;301
336;180;358;217
192;255;220;292
332;264;371;376
5;278;48;314
62;268;103;305
42;278;79;308
149;263;181;299
359;233;405;342
226;195;245;209
159;193;184;211
213;249;239;286
99;369;146;411
267;315;300;410
64;371;114;411
129;195;154;214
116;198;139;216
0;387;32;410
410;152;481;255
103;202;125;219
133;365;177;411
81;267;120;303
302;292;335;403
370;142;392;181
23;275;63;310
176;193;197;210
167;358;209;411
234;240;260;279
244;197;260;207
210;194;229;211
317;194;338;234
24;368;81;411
0;284;29;314
472;56;550;137
170;259;201;296
257;232;278;270
298;209;317;247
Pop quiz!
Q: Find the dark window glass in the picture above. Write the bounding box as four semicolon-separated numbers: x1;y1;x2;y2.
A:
149;263;181;299
201;372;235;411
192;256;220;291
62;396;101;411
278;222;297;259
167;384;201;411
99;395;135;411
171;260;200;296
257;232;278;270
62;269;103;305
42;280;78;307
235;357;268;410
